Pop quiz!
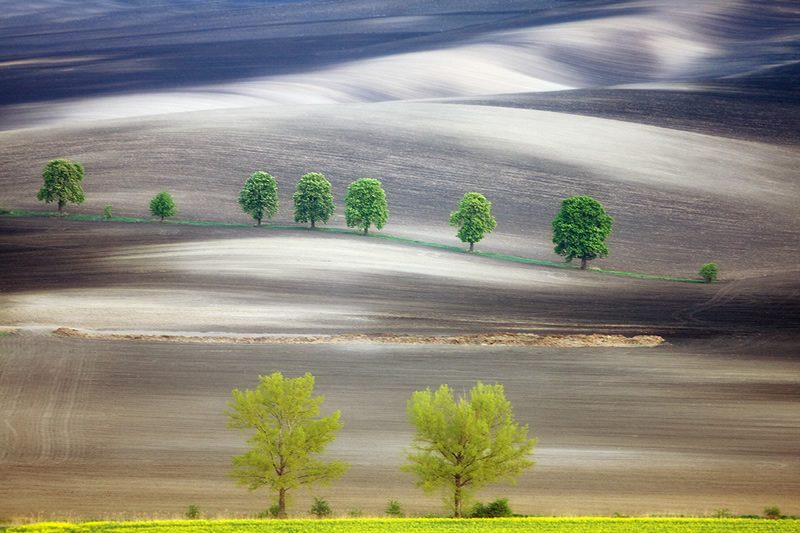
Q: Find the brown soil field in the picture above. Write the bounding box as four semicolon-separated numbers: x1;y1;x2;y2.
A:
0;218;798;520
1;1;799;521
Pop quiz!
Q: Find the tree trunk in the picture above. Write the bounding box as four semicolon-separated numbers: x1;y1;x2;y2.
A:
469;242;474;253
454;478;462;518
311;219;315;229
278;488;287;519
581;256;588;270
57;200;65;217
363;227;368;235
256;218;262;227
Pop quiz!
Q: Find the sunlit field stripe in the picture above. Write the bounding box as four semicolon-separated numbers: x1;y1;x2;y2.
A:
2;210;705;282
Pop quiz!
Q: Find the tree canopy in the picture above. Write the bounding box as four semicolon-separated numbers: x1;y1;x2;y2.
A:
344;178;388;234
149;190;177;221
552;195;613;269
449;192;497;252
225;372;348;519
402;382;536;518
293;172;335;228
699;263;719;282
37;159;85;216
239;171;279;226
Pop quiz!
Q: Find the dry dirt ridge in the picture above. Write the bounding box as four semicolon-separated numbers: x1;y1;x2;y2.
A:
53;328;664;347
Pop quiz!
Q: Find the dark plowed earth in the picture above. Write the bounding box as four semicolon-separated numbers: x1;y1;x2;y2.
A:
1;0;799;522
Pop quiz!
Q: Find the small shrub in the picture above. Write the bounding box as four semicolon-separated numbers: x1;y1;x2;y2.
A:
699;263;719;282
184;504;201;519
764;505;782;519
347;508;364;518
712;508;733;518
0;207;11;215
254;506;278;519
470;498;513;518
310;497;332;518
385;499;404;518
104;205;113;219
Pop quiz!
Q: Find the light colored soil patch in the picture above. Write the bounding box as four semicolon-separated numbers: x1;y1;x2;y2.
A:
53;327;665;347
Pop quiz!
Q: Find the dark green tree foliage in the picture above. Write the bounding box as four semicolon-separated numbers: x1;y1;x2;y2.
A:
226;372;348;519
149;190;177;221
37;159;85;216
552;196;614;269
345;178;388;234
402;382;536;518
699;263;719;282
293;172;335;228
449;192;497;252
239;171;279;226
470;498;513;518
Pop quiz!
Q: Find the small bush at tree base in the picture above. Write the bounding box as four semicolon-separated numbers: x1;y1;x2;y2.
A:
104;205;113;218
385;499;404;517
310;497;332;518
764;505;782;519
254;505;280;519
470;498;513;518
699;263;719;282
184;504;201;519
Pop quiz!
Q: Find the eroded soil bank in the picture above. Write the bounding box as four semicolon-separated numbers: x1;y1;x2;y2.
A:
53;328;665;347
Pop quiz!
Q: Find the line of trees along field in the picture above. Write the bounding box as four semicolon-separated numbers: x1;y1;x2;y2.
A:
34;159;638;273
225;372;536;519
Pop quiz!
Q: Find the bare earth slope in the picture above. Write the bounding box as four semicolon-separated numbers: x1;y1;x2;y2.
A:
0;0;799;522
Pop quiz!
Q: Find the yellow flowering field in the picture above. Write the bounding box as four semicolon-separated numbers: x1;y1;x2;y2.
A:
8;518;800;533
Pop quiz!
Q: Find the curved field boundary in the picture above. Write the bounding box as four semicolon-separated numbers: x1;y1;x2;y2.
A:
1;210;704;282
8;517;797;532
52;328;665;347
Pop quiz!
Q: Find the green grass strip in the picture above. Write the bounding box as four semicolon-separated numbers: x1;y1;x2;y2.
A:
8;517;798;533
1;210;705;283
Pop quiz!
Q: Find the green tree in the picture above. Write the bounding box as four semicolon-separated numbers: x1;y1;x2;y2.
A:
699;263;719;282
149;190;177;221
402;382;536;518
449;192;497;252
552;195;613;269
37;159;85;216
293;172;335;228
226;372;349;519
239;171;279;226
344;178;388;235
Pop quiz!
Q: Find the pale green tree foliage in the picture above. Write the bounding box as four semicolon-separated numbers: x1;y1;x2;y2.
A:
37;159;85;216
239;171;279;226
345;178;388;234
293;172;335;228
449;192;497;252
552;195;613;269
149;190;177;221
402;382;536;518
226;372;348;519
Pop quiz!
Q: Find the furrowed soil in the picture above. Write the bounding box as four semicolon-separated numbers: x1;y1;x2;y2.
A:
0;219;798;520
1;0;799;521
